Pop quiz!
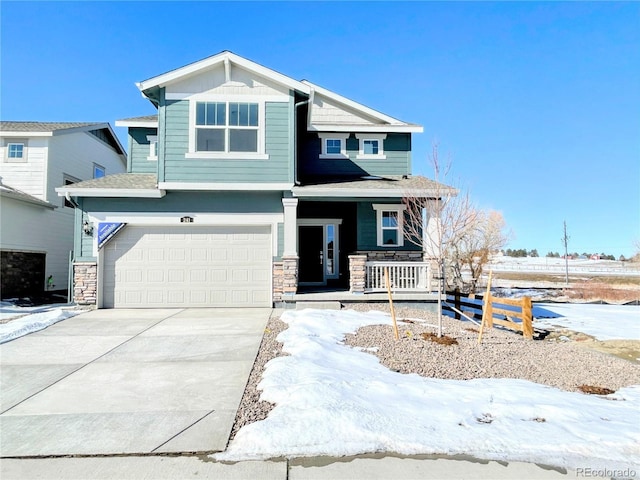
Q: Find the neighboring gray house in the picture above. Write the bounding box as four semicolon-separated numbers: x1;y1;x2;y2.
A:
0;122;126;298
57;51;449;308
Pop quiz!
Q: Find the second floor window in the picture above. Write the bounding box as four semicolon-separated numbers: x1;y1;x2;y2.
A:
8;143;24;158
4;140;27;162
196;102;258;153
93;164;105;179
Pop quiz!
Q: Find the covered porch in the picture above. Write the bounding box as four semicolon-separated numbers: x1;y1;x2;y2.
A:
274;176;446;304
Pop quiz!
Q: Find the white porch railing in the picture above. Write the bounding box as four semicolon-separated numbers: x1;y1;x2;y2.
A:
365;261;432;292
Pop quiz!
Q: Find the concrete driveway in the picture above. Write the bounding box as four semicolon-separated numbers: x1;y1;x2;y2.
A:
0;308;271;457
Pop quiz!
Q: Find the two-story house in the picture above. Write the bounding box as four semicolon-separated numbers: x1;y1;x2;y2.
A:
57;52;450;308
0;122;126;299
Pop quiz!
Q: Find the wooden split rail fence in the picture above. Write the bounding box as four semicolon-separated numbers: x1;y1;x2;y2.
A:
444;288;534;340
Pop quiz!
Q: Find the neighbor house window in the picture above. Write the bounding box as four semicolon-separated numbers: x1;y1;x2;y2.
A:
373;204;406;247
318;133;350;159
195;101;258;153
4;140;27;162
147;135;158;160
63;175;80;208
93;164;105;179
356;134;386;159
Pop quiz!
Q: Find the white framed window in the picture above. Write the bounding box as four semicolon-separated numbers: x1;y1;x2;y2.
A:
373;204;406;247
147;135;158;161
4;139;27;162
93;163;105;179
187;97;268;160
318;133;350;159
356;133;386;159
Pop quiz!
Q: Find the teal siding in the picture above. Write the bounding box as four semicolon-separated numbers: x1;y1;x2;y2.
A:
276;222;284;260
356;201;421;251
82;191;283;214
75;202;96;261
163;100;292;183
301;133;412;178
129;128;158;174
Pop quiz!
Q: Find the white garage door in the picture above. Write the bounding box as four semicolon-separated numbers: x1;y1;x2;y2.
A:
102;225;272;308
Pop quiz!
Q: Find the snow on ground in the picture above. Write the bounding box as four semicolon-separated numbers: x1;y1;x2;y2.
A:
216;307;640;472
0;301;81;344
533;303;640;341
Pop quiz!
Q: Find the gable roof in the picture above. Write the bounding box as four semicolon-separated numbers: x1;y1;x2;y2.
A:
137;50;311;96
133;51;422;133
302;81;422;132
0;121;127;157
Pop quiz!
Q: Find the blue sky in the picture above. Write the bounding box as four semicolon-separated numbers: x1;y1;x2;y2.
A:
2;1;639;257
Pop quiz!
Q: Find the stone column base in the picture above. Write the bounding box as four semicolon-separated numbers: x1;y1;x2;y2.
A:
349;255;367;293
73;262;97;305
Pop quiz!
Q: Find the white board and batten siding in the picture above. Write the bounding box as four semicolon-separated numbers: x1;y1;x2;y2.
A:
102;225;272;308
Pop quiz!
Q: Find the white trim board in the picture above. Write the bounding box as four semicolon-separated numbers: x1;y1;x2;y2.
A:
159;182;293;191
86;212;283;256
55;188;165;198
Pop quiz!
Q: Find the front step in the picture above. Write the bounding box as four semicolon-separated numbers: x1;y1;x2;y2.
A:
295;301;342;310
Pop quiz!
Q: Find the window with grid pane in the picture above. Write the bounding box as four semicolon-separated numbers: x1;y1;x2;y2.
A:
195;102;258;153
381;211;399;245
363;140;379;155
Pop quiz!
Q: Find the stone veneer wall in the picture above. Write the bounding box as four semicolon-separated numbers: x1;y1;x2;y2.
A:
74;262;97;305
272;261;284;303
272;256;299;303
356;250;424;261
348;255;367;293
0;250;46;298
282;256;298;296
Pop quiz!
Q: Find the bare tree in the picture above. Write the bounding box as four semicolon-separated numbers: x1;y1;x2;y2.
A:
402;143;472;336
447;210;509;293
403;143;510;311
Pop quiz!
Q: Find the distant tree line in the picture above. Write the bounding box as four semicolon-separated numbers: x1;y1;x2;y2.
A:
502;248;538;258
502;249;623;261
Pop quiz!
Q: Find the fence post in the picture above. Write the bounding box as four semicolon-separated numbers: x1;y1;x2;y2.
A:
454;288;460;320
522;296;533;339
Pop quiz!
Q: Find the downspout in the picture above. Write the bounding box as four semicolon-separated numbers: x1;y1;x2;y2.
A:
65;192;79;208
294;89;314;186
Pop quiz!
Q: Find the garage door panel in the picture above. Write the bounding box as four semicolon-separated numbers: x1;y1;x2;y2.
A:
103;226;271;308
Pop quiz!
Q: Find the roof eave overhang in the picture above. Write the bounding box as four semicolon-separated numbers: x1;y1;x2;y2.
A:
0;191;57;209
55;188;166;198
0;131;53;137
292;188;448;198
114;120;159;128
308;124;424;133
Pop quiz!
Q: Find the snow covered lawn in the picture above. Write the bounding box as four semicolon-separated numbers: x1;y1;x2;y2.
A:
0;301;81;344
217;307;640;472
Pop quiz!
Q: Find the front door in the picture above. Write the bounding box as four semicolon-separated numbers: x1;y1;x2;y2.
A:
298;225;324;284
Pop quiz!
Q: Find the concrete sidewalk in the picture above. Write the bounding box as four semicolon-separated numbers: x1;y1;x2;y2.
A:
0;454;575;479
0;308;270;456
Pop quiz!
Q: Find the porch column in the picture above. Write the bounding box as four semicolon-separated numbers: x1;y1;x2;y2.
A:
349;255;367;294
281;198;299;296
424;202;441;260
282;198;299;256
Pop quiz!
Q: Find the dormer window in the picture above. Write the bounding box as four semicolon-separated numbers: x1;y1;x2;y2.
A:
318;133;349;159
356;134;386;159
